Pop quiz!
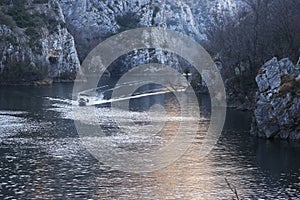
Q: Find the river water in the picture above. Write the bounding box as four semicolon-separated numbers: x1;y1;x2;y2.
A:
0;83;299;199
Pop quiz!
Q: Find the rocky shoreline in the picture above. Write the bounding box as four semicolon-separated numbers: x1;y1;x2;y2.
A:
251;57;300;140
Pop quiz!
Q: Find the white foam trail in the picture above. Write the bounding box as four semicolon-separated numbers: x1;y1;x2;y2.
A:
78;80;147;96
45;81;187;107
87;88;171;106
44;97;77;105
0;111;28;115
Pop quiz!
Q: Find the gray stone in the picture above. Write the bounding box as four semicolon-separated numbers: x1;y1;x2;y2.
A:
279;131;290;139
257;93;268;104
57;0;241;65
252;57;300;140
289;98;300;116
0;0;81;81
271;97;284;116
277;110;293;126
254;104;272;125
262;57;278;68
265;64;280;80
279;58;295;74
268;73;281;90
261;124;280;139
290;131;300;140
256;74;269;92
263;58;281;90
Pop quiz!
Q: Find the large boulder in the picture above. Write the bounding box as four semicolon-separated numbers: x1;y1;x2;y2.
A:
251;57;300;139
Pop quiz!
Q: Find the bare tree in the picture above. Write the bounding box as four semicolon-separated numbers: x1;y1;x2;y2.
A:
205;0;300;82
203;0;300;104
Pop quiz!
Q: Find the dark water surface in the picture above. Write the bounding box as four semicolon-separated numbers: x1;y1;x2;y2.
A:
0;84;299;199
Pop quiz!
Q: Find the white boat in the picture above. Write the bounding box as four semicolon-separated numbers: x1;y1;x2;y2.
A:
77;81;189;106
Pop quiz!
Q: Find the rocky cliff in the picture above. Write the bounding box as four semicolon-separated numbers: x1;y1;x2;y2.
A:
58;0;202;60
0;0;80;83
0;0;237;82
251;57;300;140
57;0;238;75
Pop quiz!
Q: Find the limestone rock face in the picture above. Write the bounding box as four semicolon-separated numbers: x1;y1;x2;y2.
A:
0;0;238;82
0;0;80;83
251;57;300;139
58;0;204;59
42;25;81;80
57;0;238;75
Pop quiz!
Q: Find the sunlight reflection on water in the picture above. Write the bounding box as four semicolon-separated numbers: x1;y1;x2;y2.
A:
0;84;299;199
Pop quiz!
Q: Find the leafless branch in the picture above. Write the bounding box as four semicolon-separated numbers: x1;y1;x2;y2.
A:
225;178;240;200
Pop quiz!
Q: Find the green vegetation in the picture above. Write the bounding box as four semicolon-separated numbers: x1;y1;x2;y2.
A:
0;11;16;26
33;0;48;4
0;0;65;54
6;0;36;28
279;75;300;95
0;0;64;83
191;74;202;88
151;6;160;25
116;12;140;31
0;59;48;82
0;35;18;45
0;0;12;6
25;27;39;37
0;0;63;32
25;27;41;50
205;0;300;97
237;72;256;93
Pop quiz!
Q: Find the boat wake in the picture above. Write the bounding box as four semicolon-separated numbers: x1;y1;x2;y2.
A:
46;81;189;107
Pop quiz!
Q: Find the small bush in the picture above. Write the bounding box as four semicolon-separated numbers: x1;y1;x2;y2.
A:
6;2;35;28
33;0;48;4
0;11;16;27
25;27;39;37
116;13;140;31
0;59;48;82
